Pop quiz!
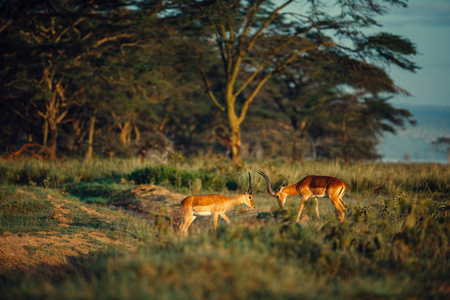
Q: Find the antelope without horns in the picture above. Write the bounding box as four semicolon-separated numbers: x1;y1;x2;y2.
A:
179;172;255;238
258;171;347;222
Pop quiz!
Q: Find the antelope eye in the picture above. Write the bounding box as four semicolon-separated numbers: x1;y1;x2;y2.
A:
276;196;280;199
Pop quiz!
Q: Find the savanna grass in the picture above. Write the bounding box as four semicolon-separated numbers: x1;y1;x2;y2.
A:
0;187;58;234
1;158;448;197
0;157;449;299
0;157;152;187
12;194;450;299
170;157;449;198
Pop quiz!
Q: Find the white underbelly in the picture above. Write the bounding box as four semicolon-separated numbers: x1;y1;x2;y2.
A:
313;194;327;198
193;211;212;216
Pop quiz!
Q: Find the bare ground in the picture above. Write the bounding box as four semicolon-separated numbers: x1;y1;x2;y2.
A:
117;184;265;234
0;184;264;281
0;192;136;281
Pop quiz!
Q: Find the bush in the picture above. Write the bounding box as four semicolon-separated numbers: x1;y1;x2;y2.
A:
127;166;228;191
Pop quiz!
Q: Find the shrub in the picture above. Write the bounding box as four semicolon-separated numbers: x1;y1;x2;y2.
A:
126;166;228;191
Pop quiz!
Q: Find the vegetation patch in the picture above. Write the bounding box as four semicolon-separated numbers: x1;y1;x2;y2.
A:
127;166;228;191
0;184;155;289
0;159;449;299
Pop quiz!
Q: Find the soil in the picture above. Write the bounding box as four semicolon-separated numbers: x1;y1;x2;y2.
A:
118;184;262;233
0;192;136;281
0;184;262;281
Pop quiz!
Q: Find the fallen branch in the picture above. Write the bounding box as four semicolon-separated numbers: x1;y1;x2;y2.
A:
2;143;45;160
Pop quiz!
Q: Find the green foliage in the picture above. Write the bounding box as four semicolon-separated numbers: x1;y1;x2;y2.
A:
9;192;449;299
65;181;130;204
1;158;449;198
0;188;57;234
0;158;145;186
1;158;450;299
0;0;419;162
168;151;186;166
127;166;228;191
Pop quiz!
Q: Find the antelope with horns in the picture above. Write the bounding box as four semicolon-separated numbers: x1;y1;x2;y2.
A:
179;173;255;237
258;171;347;222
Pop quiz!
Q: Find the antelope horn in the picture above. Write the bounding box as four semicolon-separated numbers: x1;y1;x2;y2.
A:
248;172;253;194
258;170;275;196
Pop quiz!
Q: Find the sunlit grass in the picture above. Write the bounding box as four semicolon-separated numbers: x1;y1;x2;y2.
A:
1;157;448;197
15;198;450;299
0;157;449;299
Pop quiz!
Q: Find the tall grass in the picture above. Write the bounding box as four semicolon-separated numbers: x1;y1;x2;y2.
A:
0;158;147;187
1;158;449;202
0;157;449;299
0;187;58;234
8;192;450;299
1;158;448;197
250;160;449;197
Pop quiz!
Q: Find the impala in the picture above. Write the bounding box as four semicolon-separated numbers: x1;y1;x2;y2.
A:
258;171;347;222
179;173;255;237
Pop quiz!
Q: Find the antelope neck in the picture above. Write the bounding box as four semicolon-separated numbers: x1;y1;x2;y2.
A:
215;193;246;210
283;185;299;196
231;193;247;203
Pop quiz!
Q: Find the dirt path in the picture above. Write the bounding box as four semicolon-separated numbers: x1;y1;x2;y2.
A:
120;184;263;234
0;185;263;281
0;194;137;281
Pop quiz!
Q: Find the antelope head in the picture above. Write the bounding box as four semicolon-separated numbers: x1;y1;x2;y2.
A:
244;172;255;209
258;170;287;207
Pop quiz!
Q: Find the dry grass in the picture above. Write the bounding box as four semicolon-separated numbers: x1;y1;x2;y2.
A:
0;185;154;284
0;158;449;299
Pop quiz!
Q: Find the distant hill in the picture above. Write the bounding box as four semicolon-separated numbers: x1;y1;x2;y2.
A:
377;104;450;163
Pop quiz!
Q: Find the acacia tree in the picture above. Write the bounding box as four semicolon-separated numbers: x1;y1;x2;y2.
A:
0;0;167;159
264;47;416;160
1;1;136;158
431;137;450;164
0;2;87;158
176;0;417;163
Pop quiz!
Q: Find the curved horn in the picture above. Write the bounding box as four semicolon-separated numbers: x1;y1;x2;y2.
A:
257;170;275;196
248;172;253;194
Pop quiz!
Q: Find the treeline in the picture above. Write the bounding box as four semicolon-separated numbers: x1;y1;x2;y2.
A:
0;0;418;162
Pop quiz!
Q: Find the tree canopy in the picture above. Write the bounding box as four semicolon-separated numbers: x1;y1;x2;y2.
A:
0;0;418;162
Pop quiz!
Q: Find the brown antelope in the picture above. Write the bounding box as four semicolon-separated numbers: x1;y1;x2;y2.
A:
258;171;347;222
179;173;255;238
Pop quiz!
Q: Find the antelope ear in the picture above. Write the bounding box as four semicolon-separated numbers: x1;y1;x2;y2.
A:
282;183;286;187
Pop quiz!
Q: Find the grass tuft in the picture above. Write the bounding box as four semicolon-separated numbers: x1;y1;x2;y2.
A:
0;158;449;299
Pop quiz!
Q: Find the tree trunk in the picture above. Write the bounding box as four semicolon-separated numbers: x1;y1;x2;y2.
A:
230;127;242;163
43;119;48;146
227;95;242;163
85;115;96;160
47;122;58;159
119;121;131;145
133;123;140;142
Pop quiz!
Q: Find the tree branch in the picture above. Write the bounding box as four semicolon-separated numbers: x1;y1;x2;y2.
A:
235;4;258;55
198;56;225;112
95;33;133;46
238;42;335;124
234;34;300;98
243;0;295;56
0;19;13;34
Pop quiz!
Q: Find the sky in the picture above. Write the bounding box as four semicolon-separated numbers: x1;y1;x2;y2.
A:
283;0;450;162
377;0;450;108
375;0;450;163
